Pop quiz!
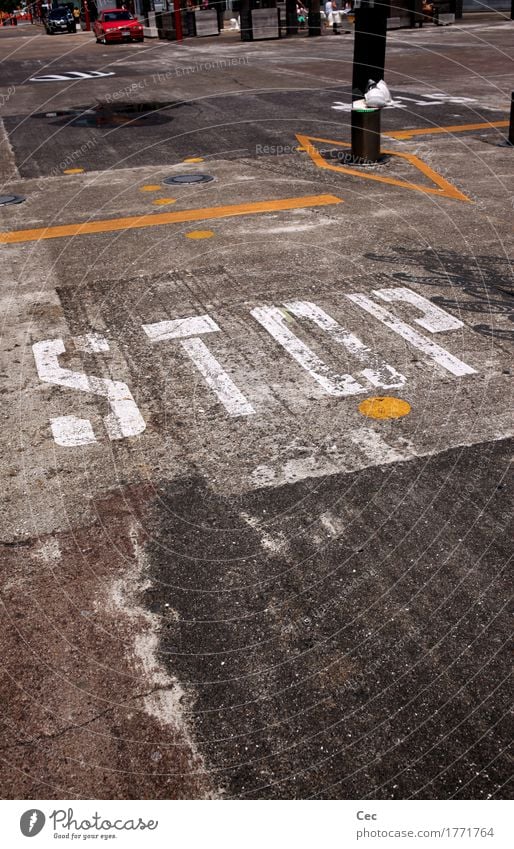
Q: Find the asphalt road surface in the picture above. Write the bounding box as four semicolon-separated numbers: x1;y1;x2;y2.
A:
0;17;512;800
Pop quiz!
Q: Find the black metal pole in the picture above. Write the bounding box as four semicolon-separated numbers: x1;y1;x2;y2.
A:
509;92;514;145
286;0;298;34
351;2;389;163
351;1;389;101
240;0;252;41
308;0;321;36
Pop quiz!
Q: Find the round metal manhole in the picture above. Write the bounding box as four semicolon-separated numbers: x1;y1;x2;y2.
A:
0;194;25;206
163;174;214;185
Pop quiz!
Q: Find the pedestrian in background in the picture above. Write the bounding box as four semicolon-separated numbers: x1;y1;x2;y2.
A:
324;0;333;29
331;0;341;34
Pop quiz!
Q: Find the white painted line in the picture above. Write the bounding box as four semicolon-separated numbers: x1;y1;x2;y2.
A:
350;427;410;464
50;415;97;447
373;287;464;333
283;300;406;389
331;92;477;112
73;332;110;353
30;70;115;82
346;294;476;377
251;305;366;396
180;338;255;417
143;315;254;417
32;338;146;446
142;315;219;341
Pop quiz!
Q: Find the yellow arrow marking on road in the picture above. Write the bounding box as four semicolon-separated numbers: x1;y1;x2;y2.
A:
0;194;343;244
295;133;471;202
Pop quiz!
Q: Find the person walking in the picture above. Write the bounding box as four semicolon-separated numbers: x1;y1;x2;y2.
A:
330;1;341;34
324;0;333;29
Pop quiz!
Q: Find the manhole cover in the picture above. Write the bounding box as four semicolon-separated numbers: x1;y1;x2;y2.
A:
0;194;25;206
163;174;214;185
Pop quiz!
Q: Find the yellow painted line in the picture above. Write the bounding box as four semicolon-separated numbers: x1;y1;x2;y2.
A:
63;168;84;175
152;197;177;206
140;184;161;192
186;230;214;239
385;120;509;141
0;194;343;245
183;157;204;163
296;133;471;202
359;396;411;420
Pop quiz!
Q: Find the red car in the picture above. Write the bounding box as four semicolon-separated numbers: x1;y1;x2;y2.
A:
93;9;144;44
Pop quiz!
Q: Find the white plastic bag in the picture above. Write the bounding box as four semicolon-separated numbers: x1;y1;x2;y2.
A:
364;80;393;109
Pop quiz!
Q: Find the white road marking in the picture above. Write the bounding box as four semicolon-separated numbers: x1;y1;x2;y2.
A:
181;338;255;417
374;287;464;333
350;427;410;464
50;415;97;447
283;300;406;389
346;293;476;377
331;93;477;112
251;305;366;396
73;332;110;353
33;287;482;448
32;338;146;446
29;70;115;83
142;315;219;341
142;315;254;417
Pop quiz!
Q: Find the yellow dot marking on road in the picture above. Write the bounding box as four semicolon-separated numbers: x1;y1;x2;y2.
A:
63;168;84;174
183;157;204;163
140;185;161;192
185;230;214;239
358;396;411;420
152;198;177;206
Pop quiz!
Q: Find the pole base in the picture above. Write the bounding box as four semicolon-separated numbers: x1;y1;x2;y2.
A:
351;108;381;164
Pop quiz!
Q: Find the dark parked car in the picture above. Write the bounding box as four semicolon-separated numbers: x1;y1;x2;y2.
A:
45;7;77;34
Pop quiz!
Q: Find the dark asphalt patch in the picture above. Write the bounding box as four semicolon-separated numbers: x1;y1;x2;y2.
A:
142;438;511;800
5;90;507;178
34;101;187;128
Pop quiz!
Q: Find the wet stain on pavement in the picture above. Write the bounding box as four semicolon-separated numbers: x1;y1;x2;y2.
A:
34;101;190;129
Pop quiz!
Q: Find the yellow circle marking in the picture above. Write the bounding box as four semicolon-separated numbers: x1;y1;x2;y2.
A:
63;168;84;174
185;230;214;240
183;157;204;163
151;197;177;206
140;184;161;192
358;396;411;420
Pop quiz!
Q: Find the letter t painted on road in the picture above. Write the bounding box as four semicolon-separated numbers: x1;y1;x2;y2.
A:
142;315;255;417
